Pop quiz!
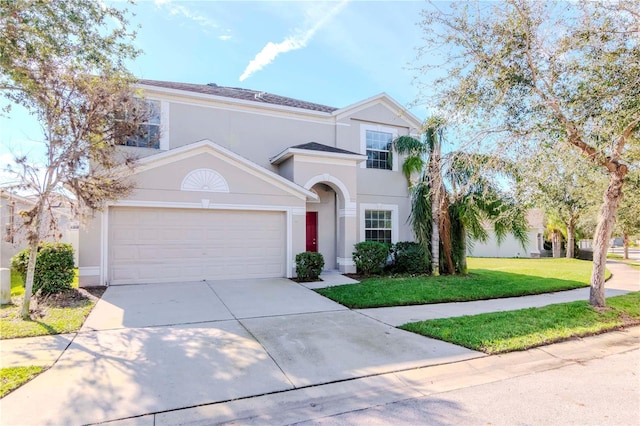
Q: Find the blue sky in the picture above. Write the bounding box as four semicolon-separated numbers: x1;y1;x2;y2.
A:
1;0;435;169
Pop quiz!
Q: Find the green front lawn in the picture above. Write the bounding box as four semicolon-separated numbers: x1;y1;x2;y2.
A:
8;269;80;297
318;258;604;309
2;269;97;339
1;299;96;339
400;292;640;354
1;366;45;398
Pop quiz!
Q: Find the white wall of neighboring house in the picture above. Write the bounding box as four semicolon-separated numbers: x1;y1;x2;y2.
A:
0;192;80;269
467;209;546;258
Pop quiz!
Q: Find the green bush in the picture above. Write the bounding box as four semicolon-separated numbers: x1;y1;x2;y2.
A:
353;241;389;276
11;243;75;295
390;241;431;275
295;251;324;281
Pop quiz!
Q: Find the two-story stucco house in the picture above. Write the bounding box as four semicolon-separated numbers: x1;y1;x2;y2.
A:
78;80;423;286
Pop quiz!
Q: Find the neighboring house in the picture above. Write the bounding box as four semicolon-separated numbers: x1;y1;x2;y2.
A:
466;208;546;258
0;191;79;269
79;80;423;286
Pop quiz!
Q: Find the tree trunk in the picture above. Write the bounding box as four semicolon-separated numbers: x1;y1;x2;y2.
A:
623;233;629;260
21;206;44;320
430;141;442;277
590;169;626;307
431;194;440;276
552;230;561;258
21;240;39;320
566;221;575;259
460;227;468;274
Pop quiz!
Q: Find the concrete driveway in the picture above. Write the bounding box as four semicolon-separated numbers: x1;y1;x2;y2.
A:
0;278;482;425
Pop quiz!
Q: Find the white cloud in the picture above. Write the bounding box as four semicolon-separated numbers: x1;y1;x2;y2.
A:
239;0;349;82
154;0;232;39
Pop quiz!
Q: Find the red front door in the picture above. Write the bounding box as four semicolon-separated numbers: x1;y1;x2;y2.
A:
306;212;318;252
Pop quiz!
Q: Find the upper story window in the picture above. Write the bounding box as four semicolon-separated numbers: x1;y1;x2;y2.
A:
125;99;161;149
366;130;393;170
360;124;398;171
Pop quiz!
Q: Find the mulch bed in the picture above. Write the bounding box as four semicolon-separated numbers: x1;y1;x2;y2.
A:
36;287;105;308
289;278;324;283
2;287;107;319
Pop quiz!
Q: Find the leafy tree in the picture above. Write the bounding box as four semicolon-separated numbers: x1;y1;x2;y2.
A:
518;145;606;258
417;0;639;306
615;170;640;259
394;120;528;275
0;0;146;319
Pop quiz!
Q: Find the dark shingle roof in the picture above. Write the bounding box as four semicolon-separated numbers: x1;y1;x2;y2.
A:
138;79;338;113
290;142;361;156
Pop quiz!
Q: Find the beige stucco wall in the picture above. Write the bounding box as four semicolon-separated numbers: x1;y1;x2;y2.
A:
291;212;306;277
78;212;103;286
130;152;304;207
168;103;336;172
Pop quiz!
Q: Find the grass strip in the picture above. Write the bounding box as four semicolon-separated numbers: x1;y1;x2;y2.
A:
400;292;640;354
318;258;602;309
1;300;95;339
0;366;45;398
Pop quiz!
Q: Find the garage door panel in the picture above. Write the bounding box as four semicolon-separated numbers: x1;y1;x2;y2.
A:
109;207;286;285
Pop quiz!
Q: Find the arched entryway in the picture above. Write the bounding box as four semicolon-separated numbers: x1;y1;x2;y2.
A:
304;174;357;273
306;184;337;269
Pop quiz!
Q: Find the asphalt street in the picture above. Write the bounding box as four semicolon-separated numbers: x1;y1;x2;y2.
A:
295;347;640;426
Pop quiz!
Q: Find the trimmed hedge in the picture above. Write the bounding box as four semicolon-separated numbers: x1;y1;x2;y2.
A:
295;251;324;281
353;241;389;275
390;241;431;275
11;243;75;295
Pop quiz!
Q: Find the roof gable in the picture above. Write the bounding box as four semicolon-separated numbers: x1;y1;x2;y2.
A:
270;142;366;165
333;93;423;130
133;140;318;201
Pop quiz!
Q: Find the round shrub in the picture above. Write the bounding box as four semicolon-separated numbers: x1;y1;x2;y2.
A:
352;241;389;276
11;242;75;295
391;241;431;275
295;251;324;281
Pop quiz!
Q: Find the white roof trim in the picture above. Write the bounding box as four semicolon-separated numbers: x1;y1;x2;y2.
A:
136;84;423;131
0;190;36;206
132;140;318;201
270;147;367;165
136;83;334;119
333;93;423;130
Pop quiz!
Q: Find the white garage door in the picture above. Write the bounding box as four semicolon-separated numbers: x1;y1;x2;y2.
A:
108;207;286;285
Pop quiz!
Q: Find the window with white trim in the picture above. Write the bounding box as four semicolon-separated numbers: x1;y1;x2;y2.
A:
125;99;161;149
365;130;393;170
364;210;392;244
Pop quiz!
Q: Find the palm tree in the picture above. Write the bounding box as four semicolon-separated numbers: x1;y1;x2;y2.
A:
394;119;529;275
393;116;446;275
